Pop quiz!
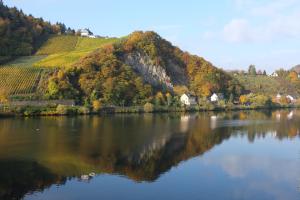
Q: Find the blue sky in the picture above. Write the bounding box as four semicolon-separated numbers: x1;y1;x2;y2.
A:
5;0;300;73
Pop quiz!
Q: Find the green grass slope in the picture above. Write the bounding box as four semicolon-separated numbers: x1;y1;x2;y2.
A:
34;36;119;68
4;56;47;67
36;35;79;55
75;37;118;51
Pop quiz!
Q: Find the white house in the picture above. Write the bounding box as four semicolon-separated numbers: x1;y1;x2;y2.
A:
270;72;279;77
180;94;197;106
78;28;94;38
276;93;282;100
210;93;219;102
286;95;295;102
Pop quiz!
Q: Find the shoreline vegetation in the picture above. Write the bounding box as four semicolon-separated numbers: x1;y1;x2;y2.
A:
0;103;299;117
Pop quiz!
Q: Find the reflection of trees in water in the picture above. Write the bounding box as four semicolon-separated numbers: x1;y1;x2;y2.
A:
0;110;299;199
0;160;66;200
214;110;300;141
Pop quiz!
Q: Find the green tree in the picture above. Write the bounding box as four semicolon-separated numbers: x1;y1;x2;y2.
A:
248;65;257;76
263;70;267;76
166;93;172;106
155;92;165;106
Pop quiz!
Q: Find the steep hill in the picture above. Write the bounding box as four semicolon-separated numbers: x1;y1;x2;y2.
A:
77;31;242;97
292;65;300;74
38;31;242;105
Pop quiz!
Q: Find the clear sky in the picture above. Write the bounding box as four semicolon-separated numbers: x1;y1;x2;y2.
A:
5;0;300;73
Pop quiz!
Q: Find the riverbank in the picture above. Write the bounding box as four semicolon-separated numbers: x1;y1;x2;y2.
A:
0;103;299;117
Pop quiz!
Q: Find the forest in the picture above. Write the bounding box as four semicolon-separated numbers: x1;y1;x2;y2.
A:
0;1;73;64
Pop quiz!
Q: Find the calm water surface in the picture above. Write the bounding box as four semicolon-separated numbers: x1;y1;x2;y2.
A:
0;110;299;200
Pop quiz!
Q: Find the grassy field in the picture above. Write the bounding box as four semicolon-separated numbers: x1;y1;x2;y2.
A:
75;37;117;51
0;65;42;95
4;56;47;67
236;75;299;96
34;36;119;68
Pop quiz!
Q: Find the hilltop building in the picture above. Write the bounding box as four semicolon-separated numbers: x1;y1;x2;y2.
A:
270;72;279;77
78;28;94;38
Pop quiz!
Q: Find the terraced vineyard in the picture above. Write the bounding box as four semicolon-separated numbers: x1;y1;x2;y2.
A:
0;66;42;95
34;36;119;68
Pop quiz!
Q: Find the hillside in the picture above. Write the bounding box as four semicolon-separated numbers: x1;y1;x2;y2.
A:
0;2;274;106
36;35;79;55
0;29;243;105
0;1;70;64
0;65;42;95
0;34;119;97
37;31;242;106
33;35;119;68
236;75;299;97
292;65;300;74
0;56;47;96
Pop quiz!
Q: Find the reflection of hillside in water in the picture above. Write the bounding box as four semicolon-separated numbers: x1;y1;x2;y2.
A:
0;110;299;199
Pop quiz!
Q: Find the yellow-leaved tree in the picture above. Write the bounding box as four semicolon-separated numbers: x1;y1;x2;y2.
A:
0;89;9;104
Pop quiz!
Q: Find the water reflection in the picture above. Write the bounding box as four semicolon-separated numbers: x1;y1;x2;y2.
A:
0;110;299;199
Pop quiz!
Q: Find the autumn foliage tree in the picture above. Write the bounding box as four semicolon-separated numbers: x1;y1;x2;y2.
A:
288;71;299;83
0;88;8;104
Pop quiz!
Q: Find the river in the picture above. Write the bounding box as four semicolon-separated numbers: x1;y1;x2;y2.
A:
0;110;299;200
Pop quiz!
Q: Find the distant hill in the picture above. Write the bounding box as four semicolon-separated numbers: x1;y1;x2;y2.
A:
235;75;299;97
292;65;300;73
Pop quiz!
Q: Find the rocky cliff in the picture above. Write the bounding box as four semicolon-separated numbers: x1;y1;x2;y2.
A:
124;51;188;89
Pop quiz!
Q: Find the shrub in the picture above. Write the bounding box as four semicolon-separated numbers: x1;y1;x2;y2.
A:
250;94;272;107
92;100;102;112
218;100;226;107
56;104;68;115
239;95;248;105
78;106;90;115
143;102;154;113
23;106;41;116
